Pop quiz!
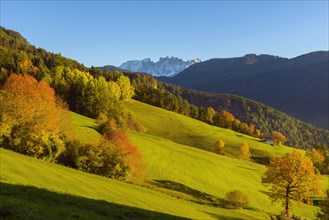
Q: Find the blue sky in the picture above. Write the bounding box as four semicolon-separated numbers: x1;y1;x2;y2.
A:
1;1;328;67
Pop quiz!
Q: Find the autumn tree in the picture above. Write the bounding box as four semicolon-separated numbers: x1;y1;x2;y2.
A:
271;131;287;146
218;110;235;128
255;129;261;138
214;139;225;155
239;122;250;135
240;142;251;160
0;74;64;160
116;75;134;101
262;151;320;216
104;128;144;179
98;118;144;179
306;149;325;173
199;107;216;124
231;119;241;131
226;190;249;209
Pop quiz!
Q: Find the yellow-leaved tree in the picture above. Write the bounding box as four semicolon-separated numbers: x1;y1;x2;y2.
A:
262;150;321;216
214;139;225;155
240;142;251;160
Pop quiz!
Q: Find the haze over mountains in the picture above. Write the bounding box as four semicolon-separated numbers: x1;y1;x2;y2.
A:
119;57;201;77
161;52;329;129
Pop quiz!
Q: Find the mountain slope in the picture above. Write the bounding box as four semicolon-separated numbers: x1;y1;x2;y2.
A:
164;52;329;129
1;26;328;150
2;101;328;219
2;148;271;220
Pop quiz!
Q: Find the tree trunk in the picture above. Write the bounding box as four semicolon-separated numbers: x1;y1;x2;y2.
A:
285;188;290;217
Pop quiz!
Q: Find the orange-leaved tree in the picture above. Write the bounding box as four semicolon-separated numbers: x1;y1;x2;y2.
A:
262;151;321;216
218;110;235;128
271;131;287;146
0;74;64;160
106;129;144;179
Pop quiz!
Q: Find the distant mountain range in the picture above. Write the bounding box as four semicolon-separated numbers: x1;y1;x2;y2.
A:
161;52;329;129
118;57;201;77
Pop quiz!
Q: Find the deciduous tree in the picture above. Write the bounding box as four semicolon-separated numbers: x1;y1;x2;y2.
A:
271;131;287;146
262;151;320;216
214;139;225;155
306;149;325;173
240;142;251;160
0;74;64;160
218;110;235;128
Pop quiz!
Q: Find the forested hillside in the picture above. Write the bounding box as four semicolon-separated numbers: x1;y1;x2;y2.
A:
1;26;328;150
162;53;329;129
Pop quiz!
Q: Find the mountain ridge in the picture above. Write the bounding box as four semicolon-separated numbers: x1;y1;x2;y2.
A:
162;51;329;129
118;56;201;77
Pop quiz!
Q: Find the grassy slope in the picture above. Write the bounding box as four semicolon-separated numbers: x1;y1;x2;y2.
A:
123;100;327;218
123;100;302;159
1;100;328;219
1;149;269;220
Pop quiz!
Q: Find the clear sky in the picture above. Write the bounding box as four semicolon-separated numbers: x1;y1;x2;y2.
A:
1;1;328;67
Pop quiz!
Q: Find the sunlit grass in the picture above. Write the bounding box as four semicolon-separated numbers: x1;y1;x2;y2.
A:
1;100;327;219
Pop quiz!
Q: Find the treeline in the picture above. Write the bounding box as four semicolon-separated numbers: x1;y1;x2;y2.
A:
0;27;86;80
124;73;262;137
118;71;328;149
163;86;329;149
0;27;135;119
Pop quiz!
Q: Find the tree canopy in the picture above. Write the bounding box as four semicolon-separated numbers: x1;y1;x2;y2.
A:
262;151;320;216
0;74;64;160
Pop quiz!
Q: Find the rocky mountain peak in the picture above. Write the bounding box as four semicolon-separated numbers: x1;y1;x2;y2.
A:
119;57;201;77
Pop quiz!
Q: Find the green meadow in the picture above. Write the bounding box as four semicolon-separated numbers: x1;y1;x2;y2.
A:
1;100;328;219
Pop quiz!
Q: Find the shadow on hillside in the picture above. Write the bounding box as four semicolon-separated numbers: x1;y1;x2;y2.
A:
150;179;228;208
81;124;100;132
250;149;271;165
0;182;188;220
235;165;260;172
203;212;244;220
251;156;270;165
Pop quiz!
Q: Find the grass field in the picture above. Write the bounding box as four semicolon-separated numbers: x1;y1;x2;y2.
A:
1;149;271;220
1;99;328;219
123;100;303;160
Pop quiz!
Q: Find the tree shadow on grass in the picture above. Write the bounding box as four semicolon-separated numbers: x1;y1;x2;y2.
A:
80;124;100;132
0;182;188;220
251;156;270;166
150;179;228;208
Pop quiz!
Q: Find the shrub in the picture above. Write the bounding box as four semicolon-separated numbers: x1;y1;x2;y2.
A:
213;139;225;155
226;190;249;209
127;112;146;132
57;139;130;180
240;142;251;160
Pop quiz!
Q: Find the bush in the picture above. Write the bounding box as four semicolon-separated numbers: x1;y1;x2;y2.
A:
226;190;249;209
240;142;251;160
213;139;225;155
57;139;130;180
127;112;146;132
